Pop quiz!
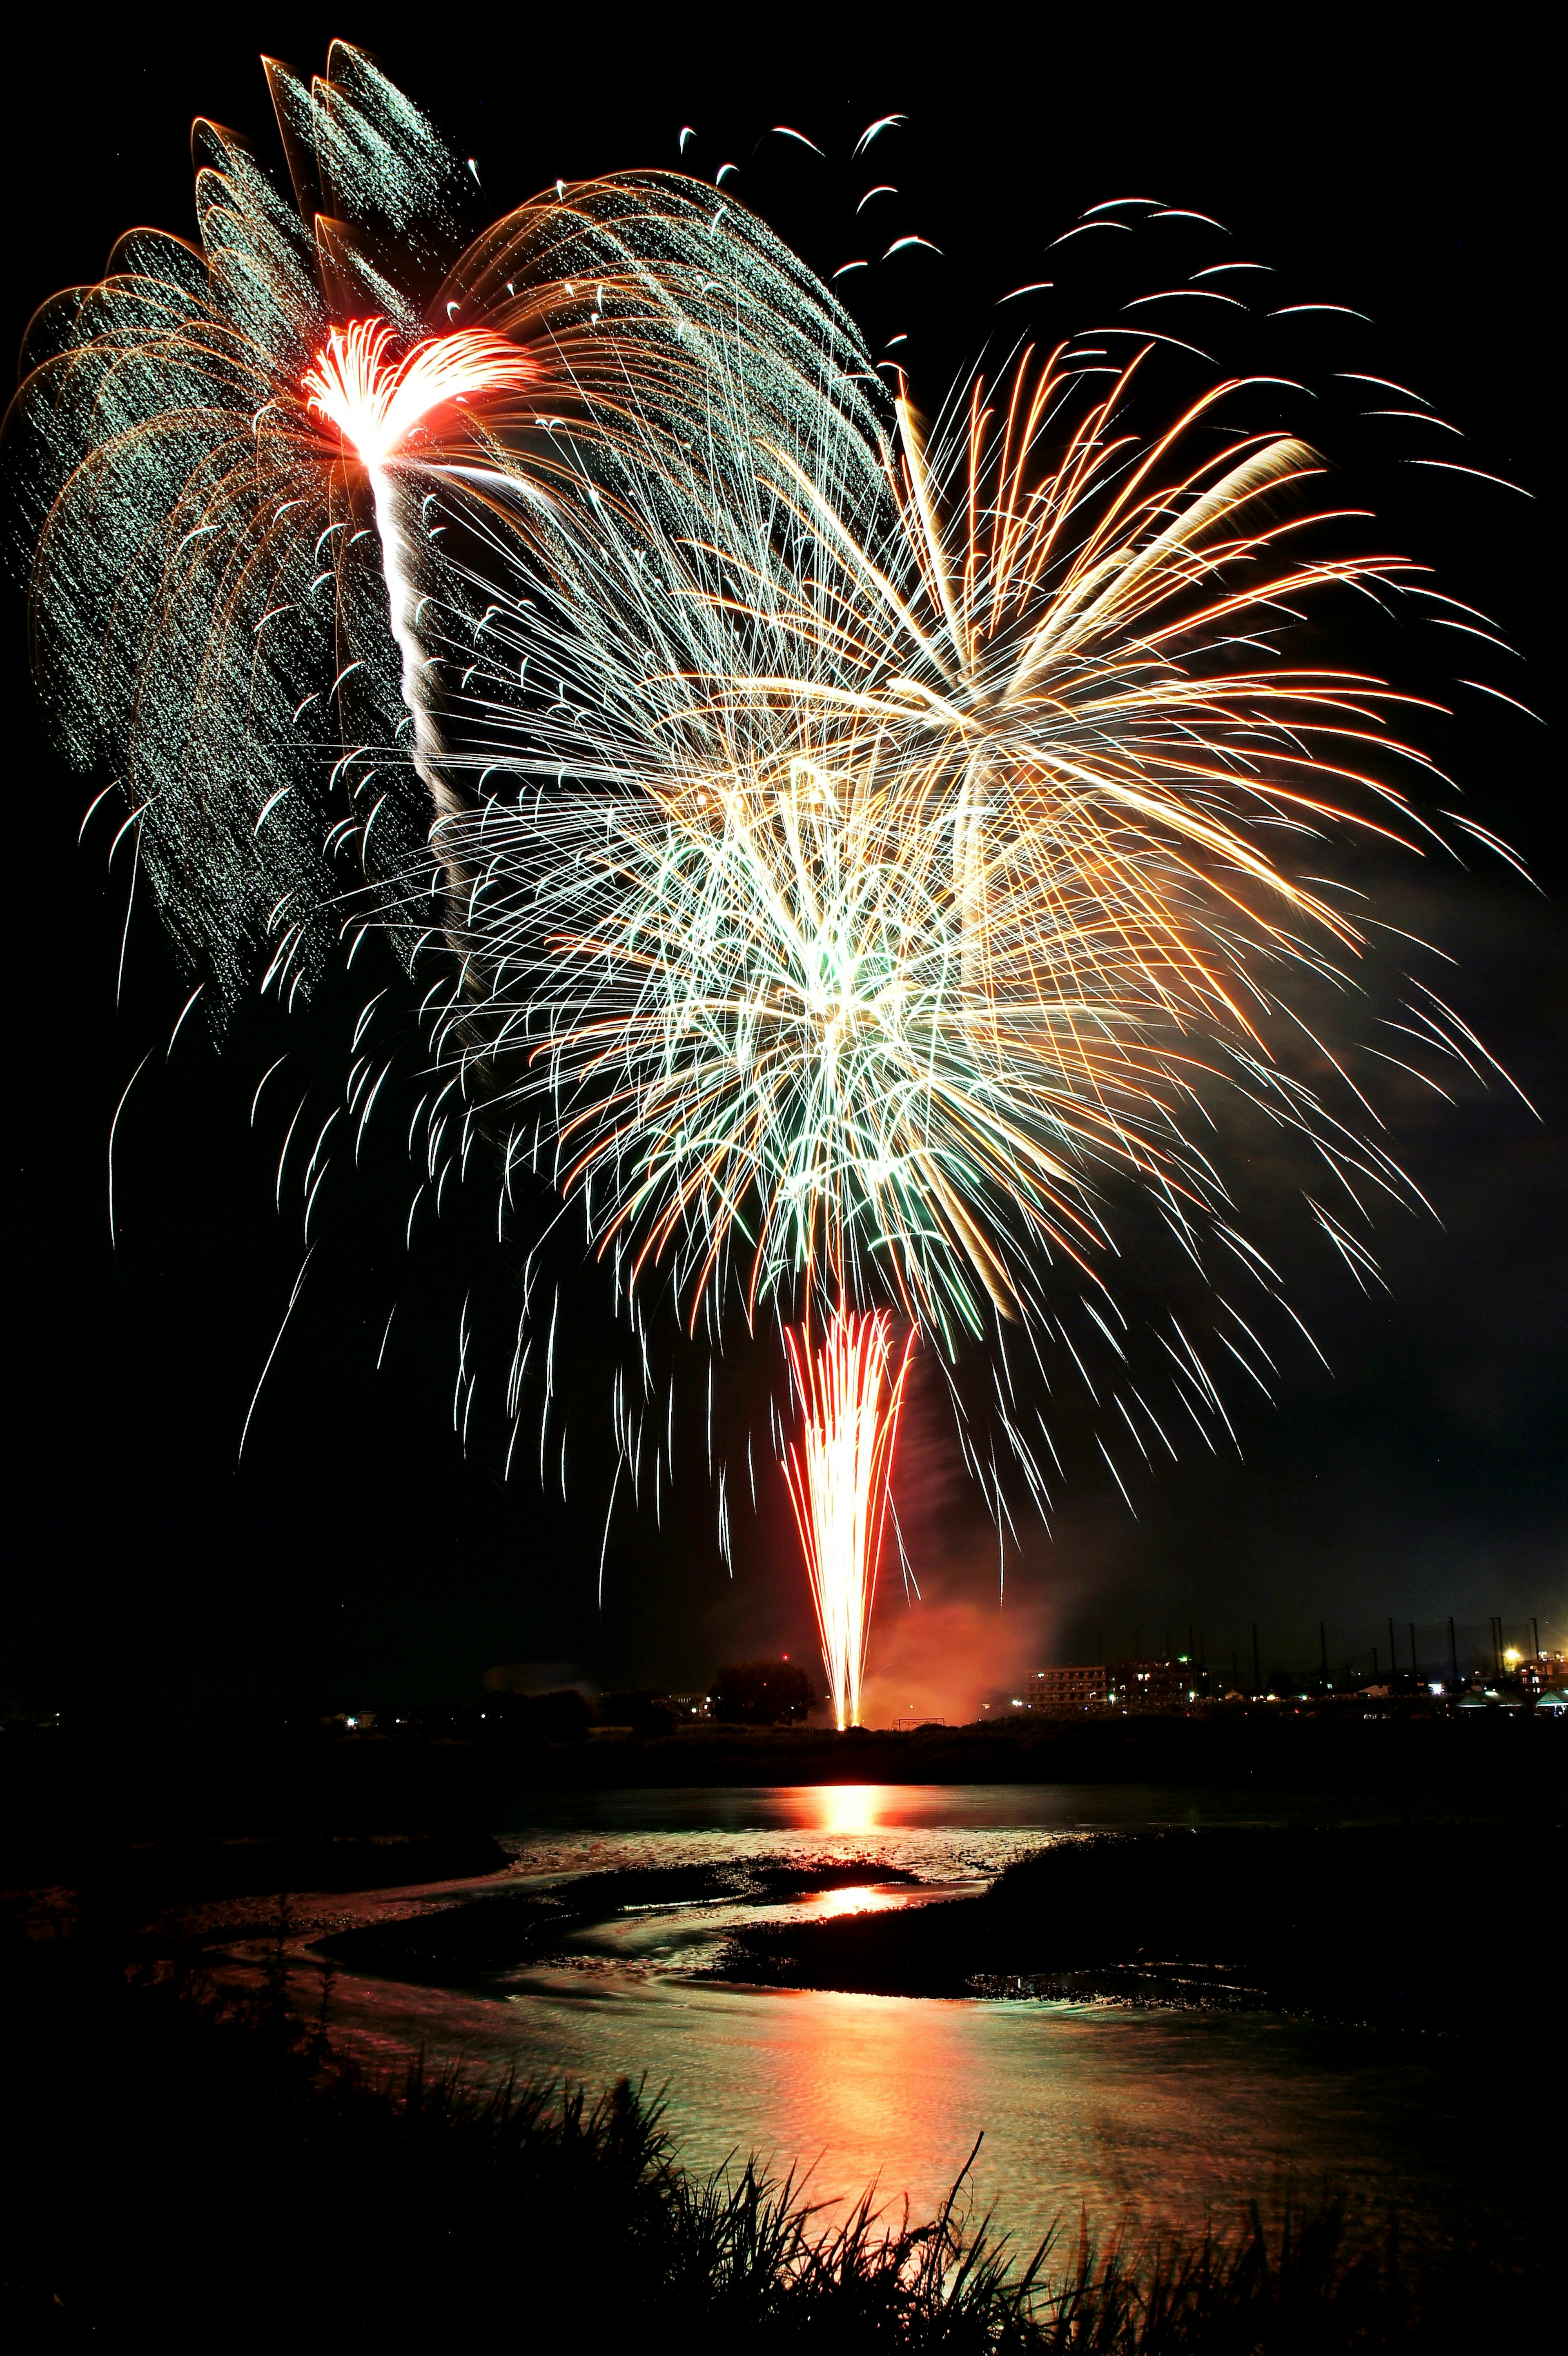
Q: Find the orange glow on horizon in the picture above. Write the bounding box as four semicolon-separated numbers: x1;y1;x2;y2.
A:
301;316;538;465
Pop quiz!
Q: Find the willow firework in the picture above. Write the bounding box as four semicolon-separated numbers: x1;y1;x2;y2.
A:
9;42;885;1021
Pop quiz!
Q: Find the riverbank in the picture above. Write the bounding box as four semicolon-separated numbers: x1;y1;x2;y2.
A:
4;1706;1560;1878
708;1824;1563;2027
1;1931;1549;2347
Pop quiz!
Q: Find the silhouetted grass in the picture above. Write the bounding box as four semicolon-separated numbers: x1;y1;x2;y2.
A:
0;1929;1547;2347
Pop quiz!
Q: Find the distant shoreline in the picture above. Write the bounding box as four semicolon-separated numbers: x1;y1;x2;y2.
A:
3;1708;1561;1889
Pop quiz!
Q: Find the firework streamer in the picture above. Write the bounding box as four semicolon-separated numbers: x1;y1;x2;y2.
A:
8;47;477;1013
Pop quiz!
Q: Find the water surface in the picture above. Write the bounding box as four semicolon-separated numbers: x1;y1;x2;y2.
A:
260;1785;1534;2255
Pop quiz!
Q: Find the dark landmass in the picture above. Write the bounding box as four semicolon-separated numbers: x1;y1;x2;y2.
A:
317;1857;921;1987
4;1829;509;1910
711;1825;1563;2030
4;1710;1558;1932
4;1702;1561;1859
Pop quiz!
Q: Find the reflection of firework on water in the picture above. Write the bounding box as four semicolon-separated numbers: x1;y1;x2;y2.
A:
783;1305;914;1729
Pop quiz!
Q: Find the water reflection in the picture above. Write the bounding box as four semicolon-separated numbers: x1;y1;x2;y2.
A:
247;1784;1539;2260
301;1959;1524;2260
794;1883;906;1923
808;1784;885;1837
493;1779;1498;1850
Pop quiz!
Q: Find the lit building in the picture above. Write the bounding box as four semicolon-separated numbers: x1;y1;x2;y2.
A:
1513;1651;1566;1699
1025;1665;1110;1711
1022;1656;1210;1712
1107;1659;1199;1707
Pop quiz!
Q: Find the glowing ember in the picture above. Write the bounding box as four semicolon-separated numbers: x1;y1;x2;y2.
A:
301;317;537;464
783;1306;914;1730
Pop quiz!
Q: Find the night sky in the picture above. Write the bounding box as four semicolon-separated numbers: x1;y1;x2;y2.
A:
4;23;1561;1712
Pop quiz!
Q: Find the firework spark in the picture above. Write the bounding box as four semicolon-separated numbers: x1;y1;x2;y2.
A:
433;332;1490;1528
301;318;539;468
783;1305;913;1728
299;316;540;841
12;54;1530;1664
10;42;886;1024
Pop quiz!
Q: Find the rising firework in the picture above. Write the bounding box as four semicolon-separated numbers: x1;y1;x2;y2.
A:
783;1305;914;1728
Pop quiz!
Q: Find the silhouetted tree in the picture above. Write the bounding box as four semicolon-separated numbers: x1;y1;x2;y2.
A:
709;1660;815;1726
527;1689;593;1742
597;1693;676;1738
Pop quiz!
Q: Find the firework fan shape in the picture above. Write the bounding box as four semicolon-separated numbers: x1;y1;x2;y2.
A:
783;1305;914;1729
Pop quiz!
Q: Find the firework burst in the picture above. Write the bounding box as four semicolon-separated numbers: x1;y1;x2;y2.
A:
12;61;1532;1675
432;331;1502;1524
9;43;887;1024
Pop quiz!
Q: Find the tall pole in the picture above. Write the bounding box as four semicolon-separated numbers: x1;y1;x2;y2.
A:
1388;1618;1397;1683
1533;1616;1541;1660
1252;1622;1261;1697
1409;1621;1418;1677
1320;1620;1329;1689
1448;1616;1459;1686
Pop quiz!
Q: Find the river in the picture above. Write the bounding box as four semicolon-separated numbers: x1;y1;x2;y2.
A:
241;1783;1536;2259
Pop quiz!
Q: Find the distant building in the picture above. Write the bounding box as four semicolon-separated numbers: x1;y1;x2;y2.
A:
1021;1656;1209;1713
1026;1665;1110;1712
1109;1659;1200;1706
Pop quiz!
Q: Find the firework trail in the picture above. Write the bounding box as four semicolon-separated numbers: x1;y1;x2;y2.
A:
9;42;887;1023
783;1305;913;1728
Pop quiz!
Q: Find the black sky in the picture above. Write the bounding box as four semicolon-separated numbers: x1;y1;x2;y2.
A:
4;20;1561;1709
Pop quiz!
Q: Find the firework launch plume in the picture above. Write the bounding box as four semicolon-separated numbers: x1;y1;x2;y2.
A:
784;1305;914;1728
